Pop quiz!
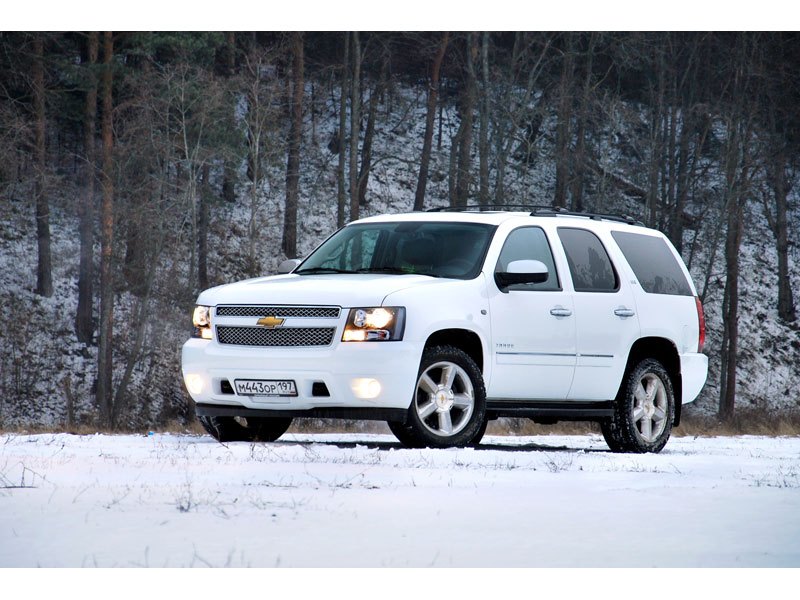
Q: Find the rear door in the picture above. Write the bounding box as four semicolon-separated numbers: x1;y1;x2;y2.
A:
556;227;641;401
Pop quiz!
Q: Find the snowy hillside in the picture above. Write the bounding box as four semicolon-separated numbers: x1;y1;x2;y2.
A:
0;81;799;431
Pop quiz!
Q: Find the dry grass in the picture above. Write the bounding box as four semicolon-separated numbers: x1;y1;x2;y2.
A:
675;409;800;437
4;410;800;438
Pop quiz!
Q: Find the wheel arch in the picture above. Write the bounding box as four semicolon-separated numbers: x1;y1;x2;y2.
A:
424;328;484;374
620;336;683;426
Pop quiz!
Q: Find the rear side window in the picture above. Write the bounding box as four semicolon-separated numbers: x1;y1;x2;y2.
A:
557;227;618;292
611;231;693;296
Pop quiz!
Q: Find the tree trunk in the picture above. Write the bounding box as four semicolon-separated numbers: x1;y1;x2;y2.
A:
75;31;98;344
97;31;115;427
571;33;596;212
720;187;744;421
767;144;796;322
454;33;478;208
448;123;462;206
282;32;303;259
198;163;210;291
358;81;379;207
554;33;574;209
33;34;53;297
478;32;490;205
413;32;448;211
349;32;361;222
221;32;237;204
670;109;692;254
123;33;152;297
336;34;349;227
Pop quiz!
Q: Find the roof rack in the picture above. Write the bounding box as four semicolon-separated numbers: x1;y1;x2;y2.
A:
531;207;644;226
425;204;644;226
427;204;552;213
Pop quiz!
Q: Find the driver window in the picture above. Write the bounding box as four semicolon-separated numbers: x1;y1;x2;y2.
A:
495;227;560;291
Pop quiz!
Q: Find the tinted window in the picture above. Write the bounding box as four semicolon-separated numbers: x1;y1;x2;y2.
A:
558;227;618;292
495;227;560;291
611;231;693;296
296;221;496;280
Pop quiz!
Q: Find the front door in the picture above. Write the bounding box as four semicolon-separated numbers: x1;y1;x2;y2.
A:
487;226;576;400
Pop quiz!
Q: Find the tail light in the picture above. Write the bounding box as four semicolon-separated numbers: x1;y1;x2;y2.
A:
695;296;705;353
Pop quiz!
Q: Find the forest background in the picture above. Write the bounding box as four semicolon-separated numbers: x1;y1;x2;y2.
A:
1;26;799;433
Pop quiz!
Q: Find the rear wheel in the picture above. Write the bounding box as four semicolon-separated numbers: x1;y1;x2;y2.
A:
601;358;674;453
401;345;486;448
198;415;293;443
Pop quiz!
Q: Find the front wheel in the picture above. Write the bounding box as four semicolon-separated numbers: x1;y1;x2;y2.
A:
401;345;486;448
198;415;293;443
601;358;675;453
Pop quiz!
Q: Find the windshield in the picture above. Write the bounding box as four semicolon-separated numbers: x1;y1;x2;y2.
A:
296;221;497;280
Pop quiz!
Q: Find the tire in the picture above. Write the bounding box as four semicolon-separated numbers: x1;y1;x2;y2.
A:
468;417;488;447
198;415;293;443
601;358;675;454
402;345;487;448
388;416;487;448
387;420;424;448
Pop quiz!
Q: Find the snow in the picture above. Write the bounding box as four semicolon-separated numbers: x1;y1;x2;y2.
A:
1;432;799;568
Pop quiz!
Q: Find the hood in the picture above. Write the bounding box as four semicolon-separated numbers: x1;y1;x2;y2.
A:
196;273;448;308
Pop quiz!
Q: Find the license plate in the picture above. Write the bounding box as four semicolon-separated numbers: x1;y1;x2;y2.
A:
234;379;297;397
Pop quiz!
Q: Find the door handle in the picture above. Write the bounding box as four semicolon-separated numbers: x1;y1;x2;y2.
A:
549;307;573;318
614;308;636;318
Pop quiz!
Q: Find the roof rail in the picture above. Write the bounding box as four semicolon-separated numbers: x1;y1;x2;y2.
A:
531;207;644;226
425;204;644;226
426;204;553;213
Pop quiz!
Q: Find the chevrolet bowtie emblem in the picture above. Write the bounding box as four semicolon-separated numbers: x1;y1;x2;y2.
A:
256;316;284;328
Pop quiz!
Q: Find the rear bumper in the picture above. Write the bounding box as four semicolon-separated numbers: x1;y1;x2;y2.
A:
680;352;708;403
181;338;421;412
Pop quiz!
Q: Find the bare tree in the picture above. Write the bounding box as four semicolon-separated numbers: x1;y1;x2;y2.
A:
413;32;448;211
553;33;575;209
337;33;349;227
570;33;598;212
349;32;361;222
32;34;52;297
478;32;490;205
96;31;115;426
719;34;759;421
240;48;282;274
75;32;98;344
763;142;797;322
492;33;550;206
453;32;478;208
283;32;304;259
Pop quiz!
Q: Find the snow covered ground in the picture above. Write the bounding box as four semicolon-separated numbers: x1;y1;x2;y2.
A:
1;432;799;568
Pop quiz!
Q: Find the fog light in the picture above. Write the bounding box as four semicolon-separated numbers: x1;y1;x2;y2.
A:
185;374;204;395
351;378;382;399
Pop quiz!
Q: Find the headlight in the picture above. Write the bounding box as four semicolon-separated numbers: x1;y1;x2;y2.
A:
342;307;405;342
192;305;213;339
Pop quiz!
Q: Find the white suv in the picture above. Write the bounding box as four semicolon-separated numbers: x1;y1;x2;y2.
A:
182;208;708;453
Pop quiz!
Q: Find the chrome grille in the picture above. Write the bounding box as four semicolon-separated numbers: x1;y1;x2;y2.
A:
216;326;335;347
216;305;340;318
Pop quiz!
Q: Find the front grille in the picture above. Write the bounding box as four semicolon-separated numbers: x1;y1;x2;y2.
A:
216;305;340;318
216;326;336;347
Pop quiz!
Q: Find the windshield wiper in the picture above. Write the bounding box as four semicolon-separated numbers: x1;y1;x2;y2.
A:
357;267;443;278
296;267;358;275
357;266;407;274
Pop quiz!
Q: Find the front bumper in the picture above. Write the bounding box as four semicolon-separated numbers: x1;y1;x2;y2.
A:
181;337;421;413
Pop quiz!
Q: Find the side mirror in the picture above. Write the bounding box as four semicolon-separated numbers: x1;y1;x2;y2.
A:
278;258;301;274
495;259;549;291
